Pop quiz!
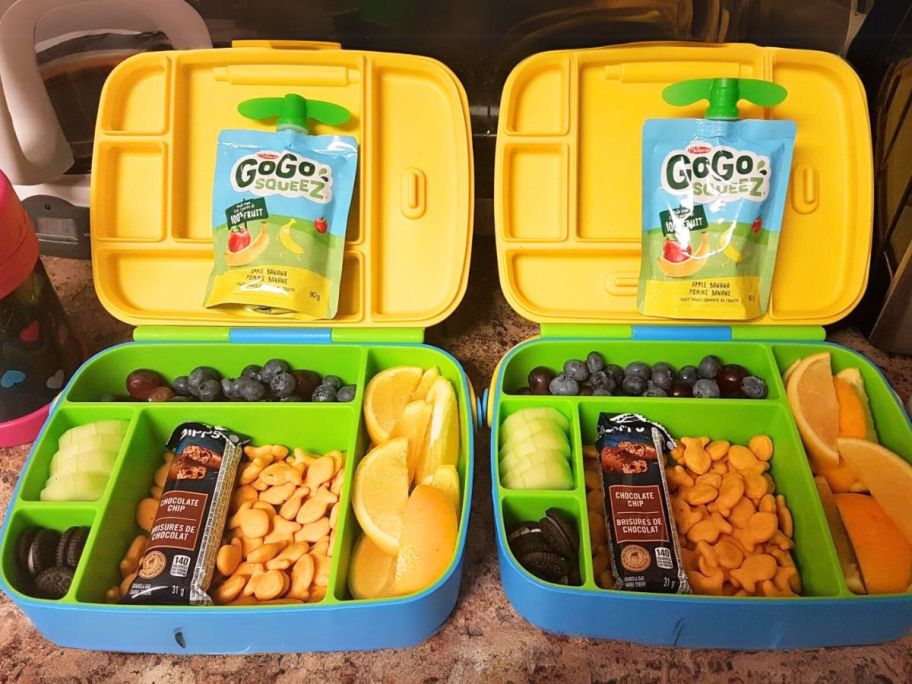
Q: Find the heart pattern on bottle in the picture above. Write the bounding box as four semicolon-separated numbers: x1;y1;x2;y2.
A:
0;369;26;389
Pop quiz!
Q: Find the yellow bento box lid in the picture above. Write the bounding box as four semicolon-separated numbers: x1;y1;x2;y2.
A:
91;41;473;328
494;42;872;327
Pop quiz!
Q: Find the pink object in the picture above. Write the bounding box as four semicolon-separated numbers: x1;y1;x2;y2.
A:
0;402;51;448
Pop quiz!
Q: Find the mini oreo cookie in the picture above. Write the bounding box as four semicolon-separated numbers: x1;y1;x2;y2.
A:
34;566;74;599
538;508;578;560
55;527;77;568
520;550;570;583
15;527;39;577
65;526;90;568
507;523;551;557
27;529;60;578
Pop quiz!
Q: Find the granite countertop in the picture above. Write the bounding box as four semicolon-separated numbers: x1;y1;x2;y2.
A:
1;241;911;681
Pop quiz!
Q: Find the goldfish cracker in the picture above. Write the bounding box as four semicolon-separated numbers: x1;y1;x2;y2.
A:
682;437;712;475
247;542;284;564
213;575;246;605
259;482;295;506
233;561;265;577
696;472;723;489
774;565;802;594
279;488;307;520
687;567;725;594
216;543;242;576
715;473;745;517
714;538;745;569
153;462;169;489
598;570;614;589
667;465;694;490
119;535;147;579
695;540;719;568
231;484;258;512
240;536;263;557
744;472;769;500
584;469;600;491
266;542;309;571
758;494;777;514
776;495;794;537
253;569;288;601
120;571;138;597
239;460;265;485
305;456;336;490
671;498;704;535
330;467;346;495
712;462;729;475
308;586;327;603
588;510;607;548
768;529;794;551
760;579;795;597
687;512;733;544
670;445;685;463
730;554;777;594
136;497;158;533
296;498;330;525
684;482;719;506
260;463;302;487
251;500;277;517
239;508;271;538
729;497;756;528
105;586;120;603
228;595;258;606
763;474;776;494
749;435;774;461
707;440;730;461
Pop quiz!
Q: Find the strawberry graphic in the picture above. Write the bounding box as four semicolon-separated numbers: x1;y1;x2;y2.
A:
751;217;763;233
662;239;692;263
228;226;252;252
314;217;328;234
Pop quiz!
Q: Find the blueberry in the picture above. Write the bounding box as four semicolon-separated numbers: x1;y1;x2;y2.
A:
692;378;721;398
221;378;238;399
586;352;605;373
171;375;191;397
322;375;343;390
280;394;304;402
622;375;647;396
698;355;722;379
188;366;221;396
587;370;616;393
238;378;266;402
337;385;356;402
197;378;223;402
677;365;698;386
652;362;675;376
240;364;262;382
605;364;625;385
592;387;612;396
270;372;297;399
651;367;674;391
643;387;668;397
260;359;291;385
625;362;651;380
741;376;768;399
563;360;589;383
312;384;338;402
549;374;579;396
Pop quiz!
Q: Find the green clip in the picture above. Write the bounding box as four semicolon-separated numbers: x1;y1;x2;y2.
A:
237;93;351;133
662;78;788;121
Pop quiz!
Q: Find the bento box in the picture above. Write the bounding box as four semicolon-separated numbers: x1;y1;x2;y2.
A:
488;42;912;649
0;41;476;654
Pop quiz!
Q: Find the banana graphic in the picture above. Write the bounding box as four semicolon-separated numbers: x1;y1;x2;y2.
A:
278;218;303;254
656;232;711;278
717;224;744;263
224;221;271;266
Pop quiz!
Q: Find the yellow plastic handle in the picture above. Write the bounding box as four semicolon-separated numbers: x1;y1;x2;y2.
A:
231;40;342;51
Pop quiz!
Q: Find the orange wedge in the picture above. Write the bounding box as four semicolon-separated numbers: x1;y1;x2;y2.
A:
390;485;458;595
786;353;840;470
352;438;409;554
348;533;398;600
389;400;433;484
364;367;423;444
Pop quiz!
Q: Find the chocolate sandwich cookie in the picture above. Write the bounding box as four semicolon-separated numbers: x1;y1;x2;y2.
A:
34;565;74;599
538;508;578;560
15;526;39;577
55;527;76;568
508;523;551;557
27;528;60;578
521;550;570;583
61;526;90;568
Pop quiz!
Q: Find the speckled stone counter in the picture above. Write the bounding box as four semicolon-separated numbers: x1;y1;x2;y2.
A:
1;241;910;682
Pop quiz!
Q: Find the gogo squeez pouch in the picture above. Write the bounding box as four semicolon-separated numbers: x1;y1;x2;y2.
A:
639;78;796;320
204;94;358;319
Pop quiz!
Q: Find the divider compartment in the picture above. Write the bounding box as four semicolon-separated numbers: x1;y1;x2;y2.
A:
501;493;591;587
73;403;359;604
65;343;365;402
331;346;472;602
495;396;583;494
500;340;782;401
1;505;97;602
576;399;845;597
17;405;139;503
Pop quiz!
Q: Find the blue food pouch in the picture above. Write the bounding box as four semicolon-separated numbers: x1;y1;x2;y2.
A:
205;94;358;319
638;79;796;320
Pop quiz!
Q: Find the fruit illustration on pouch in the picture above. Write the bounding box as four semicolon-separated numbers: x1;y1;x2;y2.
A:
314;217;328;234
662;239;692;263
224;221;270;266
751;216;763;233
277;218;303;254
227;225;252;253
656;231;710;277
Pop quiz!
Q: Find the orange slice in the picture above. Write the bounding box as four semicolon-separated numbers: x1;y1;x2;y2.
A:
786;353;840;470
390;485;458;596
352;438;409;554
364;367;423;444
348;533;397;600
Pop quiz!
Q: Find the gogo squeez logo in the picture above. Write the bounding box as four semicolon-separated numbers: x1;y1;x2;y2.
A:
231;151;332;203
661;143;770;202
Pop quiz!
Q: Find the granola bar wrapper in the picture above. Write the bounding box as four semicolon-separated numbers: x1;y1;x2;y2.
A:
121;423;247;605
596;412;690;593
